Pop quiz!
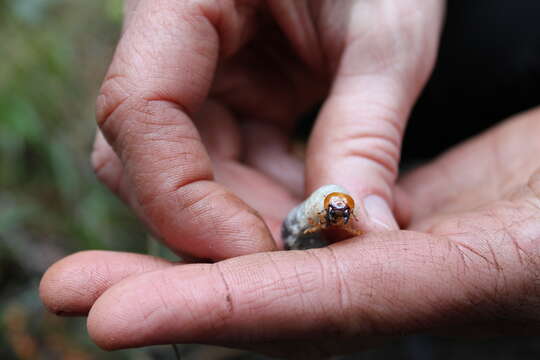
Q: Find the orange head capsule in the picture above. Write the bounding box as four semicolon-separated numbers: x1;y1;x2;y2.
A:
323;192;355;226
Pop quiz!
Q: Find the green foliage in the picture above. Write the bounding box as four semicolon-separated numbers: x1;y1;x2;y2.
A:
0;1;154;358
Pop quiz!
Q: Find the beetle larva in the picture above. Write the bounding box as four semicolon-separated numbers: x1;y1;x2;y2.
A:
282;184;361;250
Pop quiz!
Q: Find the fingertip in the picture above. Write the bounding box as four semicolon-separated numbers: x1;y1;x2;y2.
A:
40;251;105;316
362;194;399;231
164;183;278;260
87;283;132;351
218;208;279;258
87;273;162;350
39;251;172;316
87;263;216;350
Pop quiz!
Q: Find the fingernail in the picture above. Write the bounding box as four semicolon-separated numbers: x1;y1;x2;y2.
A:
363;195;398;230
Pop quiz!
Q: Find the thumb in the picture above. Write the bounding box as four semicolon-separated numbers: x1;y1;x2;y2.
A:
305;0;444;232
306;74;413;231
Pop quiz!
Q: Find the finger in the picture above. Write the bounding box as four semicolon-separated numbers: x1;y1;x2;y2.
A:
307;77;405;232
242;121;305;197
38;250;383;357
306;2;445;232
213;161;298;246
195;100;242;161
86;228;538;350
97;0;275;259
195;101;298;244
39;251;172;316
399;106;540;223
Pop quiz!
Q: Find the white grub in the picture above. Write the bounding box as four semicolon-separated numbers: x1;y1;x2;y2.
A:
282;184;358;250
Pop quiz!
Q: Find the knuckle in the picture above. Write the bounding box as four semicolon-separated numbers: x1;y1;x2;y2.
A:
212;262;236;322
325;102;403;178
339;137;400;177
96;74;132;130
307;248;355;335
179;188;268;255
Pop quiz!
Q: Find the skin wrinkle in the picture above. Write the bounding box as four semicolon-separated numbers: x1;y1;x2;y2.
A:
100;97;201;169
300;252;332;327
439;207;540;321
166;190;226;236
220;261;286;342
339;142;399;178
276;251;348;338
164;270;206;328
324;246;352;334
450;239;482;275
331;126;401;151
265;253;324;329
255;253;308;301
483;217;504;273
135;172;213;211
96;77;131;136
141;278;171;323
289;257;314;323
502;212;530;266
495;209;540;308
496;210;528;268
336;241;395;335
213;262;236;316
441;219;501;270
388;235;489;331
209;195;268;245
324;80;406;137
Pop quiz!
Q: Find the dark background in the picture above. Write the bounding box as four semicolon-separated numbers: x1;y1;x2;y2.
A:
1;0;540;359
405;0;540;160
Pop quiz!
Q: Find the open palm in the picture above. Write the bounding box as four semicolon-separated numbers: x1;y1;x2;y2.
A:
43;107;540;358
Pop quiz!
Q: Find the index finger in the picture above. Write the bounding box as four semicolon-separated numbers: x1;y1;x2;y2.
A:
96;0;275;259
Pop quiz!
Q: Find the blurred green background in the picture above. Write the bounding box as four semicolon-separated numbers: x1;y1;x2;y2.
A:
0;1;153;359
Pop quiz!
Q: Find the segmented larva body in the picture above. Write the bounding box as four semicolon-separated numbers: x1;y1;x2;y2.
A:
282;184;360;250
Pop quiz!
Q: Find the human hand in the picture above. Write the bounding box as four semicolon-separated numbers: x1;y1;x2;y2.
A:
42;107;540;357
91;0;445;259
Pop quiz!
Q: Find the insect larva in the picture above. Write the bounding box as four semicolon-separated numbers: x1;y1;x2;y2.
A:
282;184;361;250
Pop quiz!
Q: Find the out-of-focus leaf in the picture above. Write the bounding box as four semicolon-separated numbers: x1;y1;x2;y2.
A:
9;0;61;25
0;201;38;234
47;140;80;203
104;0;123;23
0;96;43;143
